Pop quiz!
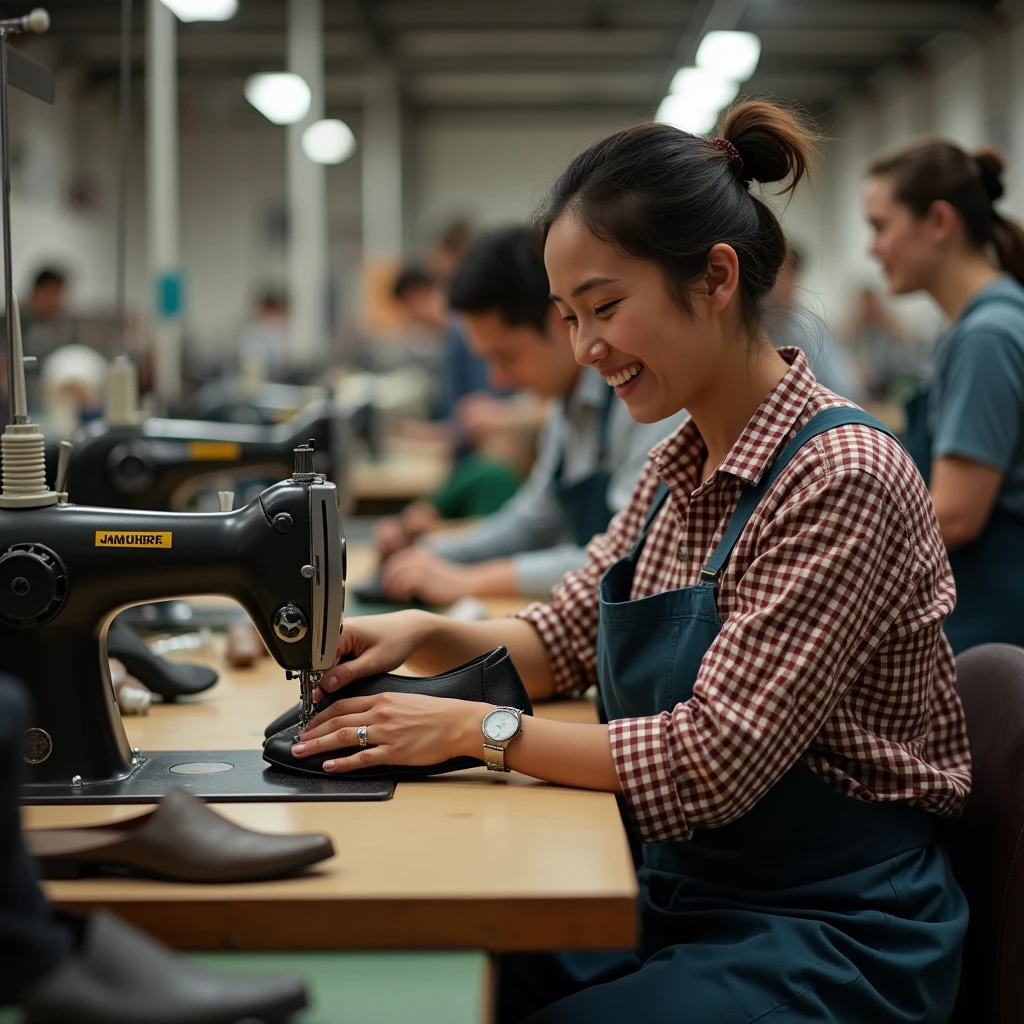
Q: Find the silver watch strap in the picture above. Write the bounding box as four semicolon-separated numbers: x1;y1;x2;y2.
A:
483;742;508;773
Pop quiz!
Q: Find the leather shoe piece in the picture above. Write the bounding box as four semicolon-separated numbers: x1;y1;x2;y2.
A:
25;786;334;883
107;619;218;701
18;911;307;1024
263;646;533;779
352;572;430;609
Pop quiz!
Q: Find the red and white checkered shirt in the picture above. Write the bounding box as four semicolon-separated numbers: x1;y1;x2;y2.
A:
520;350;972;843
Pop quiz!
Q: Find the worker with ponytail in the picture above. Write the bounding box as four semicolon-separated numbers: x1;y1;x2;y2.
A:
866;140;1024;652
297;103;969;1022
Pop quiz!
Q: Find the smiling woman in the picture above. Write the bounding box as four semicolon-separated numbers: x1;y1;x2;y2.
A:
541;104;811;440
304;100;971;1024
863;138;1024;653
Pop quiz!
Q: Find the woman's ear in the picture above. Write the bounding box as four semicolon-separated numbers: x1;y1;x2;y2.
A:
703;243;741;314
925;200;960;246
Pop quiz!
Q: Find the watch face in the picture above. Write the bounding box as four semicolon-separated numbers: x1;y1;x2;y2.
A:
483;709;519;742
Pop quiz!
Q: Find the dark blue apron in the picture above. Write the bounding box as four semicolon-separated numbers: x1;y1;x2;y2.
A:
905;390;1024;654
500;408;967;1024
551;386;616;547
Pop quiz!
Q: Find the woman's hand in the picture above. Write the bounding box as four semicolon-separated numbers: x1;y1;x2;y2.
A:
289;692;487;774
374;516;410;558
381;547;479;605
317;611;433;696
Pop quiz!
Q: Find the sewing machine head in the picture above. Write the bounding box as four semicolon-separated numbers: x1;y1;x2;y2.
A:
52;396;352;514
0;434;346;792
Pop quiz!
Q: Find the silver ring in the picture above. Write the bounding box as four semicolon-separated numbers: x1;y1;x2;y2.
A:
357;725;368;749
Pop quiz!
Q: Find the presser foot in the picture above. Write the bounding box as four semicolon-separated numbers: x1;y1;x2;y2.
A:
297;669;322;732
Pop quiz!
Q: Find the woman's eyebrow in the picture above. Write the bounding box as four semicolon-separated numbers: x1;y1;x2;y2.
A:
549;276;622;302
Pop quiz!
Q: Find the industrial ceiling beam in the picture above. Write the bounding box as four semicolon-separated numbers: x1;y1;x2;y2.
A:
352;0;392;56
660;0;748;96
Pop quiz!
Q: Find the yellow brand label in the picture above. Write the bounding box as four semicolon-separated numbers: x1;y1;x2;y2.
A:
94;531;173;549
188;441;241;461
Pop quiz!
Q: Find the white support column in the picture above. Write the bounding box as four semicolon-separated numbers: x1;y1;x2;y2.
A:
361;66;403;262
287;0;327;361
146;0;182;408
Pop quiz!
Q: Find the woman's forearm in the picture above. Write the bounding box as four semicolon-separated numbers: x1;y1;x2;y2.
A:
407;612;556;700
454;707;620;792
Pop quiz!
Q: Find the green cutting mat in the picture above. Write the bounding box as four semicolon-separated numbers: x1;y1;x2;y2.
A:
0;950;490;1024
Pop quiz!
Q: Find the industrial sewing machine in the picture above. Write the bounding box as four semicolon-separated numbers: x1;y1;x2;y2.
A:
0;17;387;805
48;369;353;514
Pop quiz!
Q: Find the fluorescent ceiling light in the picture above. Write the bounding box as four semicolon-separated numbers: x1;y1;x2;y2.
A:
302;119;357;165
696;31;761;82
244;73;312;125
655;95;719;135
668;67;740;111
159;0;238;21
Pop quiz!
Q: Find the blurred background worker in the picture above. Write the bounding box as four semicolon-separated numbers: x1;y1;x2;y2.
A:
236;287;291;383
19;266;73;415
384;263;534;534
845;287;925;405
378;225;687;606
21;266;72;364
769;244;865;404
865;139;1024;653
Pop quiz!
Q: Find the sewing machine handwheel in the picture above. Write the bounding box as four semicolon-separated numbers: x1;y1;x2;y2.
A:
0;543;67;628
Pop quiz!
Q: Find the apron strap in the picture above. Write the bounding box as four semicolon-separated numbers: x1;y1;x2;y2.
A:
627;479;671;560
700;407;899;582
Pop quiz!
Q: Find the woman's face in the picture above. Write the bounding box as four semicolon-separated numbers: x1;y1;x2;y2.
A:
864;174;941;295
544;214;731;424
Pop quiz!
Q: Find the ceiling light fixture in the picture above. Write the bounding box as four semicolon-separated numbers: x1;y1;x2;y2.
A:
668;67;740;111
159;0;238;22
655;95;720;135
301;119;358;165
244;73;312;126
696;31;762;83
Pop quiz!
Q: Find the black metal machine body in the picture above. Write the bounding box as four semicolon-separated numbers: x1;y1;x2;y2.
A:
51;399;350;512
1;451;350;803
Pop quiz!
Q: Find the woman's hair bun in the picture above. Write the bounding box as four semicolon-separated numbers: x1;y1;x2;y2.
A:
972;146;1005;202
719;101;815;195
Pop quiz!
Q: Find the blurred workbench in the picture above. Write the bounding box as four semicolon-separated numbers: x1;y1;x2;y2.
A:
22;540;636;956
352;438;451;515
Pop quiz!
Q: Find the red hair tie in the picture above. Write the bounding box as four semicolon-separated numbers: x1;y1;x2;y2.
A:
710;137;744;177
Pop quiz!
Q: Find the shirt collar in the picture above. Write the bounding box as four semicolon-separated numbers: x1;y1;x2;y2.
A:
565;366;612;414
649;347;818;491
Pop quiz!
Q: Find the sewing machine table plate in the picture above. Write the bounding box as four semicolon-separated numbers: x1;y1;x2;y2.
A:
20;749;394;805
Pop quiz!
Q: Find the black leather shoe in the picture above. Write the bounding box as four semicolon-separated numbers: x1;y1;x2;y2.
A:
18;911;307;1024
263;646;533;779
107;620;218;701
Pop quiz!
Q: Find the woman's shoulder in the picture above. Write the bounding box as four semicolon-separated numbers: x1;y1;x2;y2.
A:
785;393;929;527
957;277;1024;345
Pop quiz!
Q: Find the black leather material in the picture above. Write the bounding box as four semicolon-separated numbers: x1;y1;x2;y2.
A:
18;911;307;1024
943;644;1024;1024
106;619;218;701
352;573;429;609
266;701;303;740
263;646;533;779
26;786;334;883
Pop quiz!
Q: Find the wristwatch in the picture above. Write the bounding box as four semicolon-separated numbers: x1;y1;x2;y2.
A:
481;706;523;773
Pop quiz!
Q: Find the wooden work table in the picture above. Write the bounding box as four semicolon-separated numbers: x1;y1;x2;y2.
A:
22;558;637;954
352;439;452;513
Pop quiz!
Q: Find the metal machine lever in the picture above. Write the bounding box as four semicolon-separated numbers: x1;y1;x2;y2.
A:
54;440;72;498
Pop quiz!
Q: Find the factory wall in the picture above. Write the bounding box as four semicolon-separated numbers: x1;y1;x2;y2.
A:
6;17;1024;358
